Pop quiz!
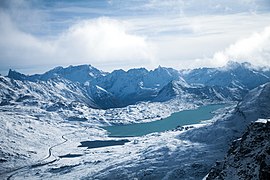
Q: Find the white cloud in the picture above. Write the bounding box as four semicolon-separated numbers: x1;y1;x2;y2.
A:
169;25;270;69
140;14;270;70
56;18;155;64
212;26;270;67
141;0;270;15
0;13;156;72
1;0;270;74
0;12;55;66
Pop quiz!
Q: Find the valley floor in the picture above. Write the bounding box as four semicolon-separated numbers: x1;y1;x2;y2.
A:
0;100;236;180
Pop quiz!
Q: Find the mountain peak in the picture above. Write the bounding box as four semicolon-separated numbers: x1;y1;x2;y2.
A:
7;64;107;84
50;64;97;73
42;64;107;83
223;61;253;71
152;66;176;76
223;61;242;70
7;69;28;80
156;65;168;71
50;66;64;72
127;68;148;74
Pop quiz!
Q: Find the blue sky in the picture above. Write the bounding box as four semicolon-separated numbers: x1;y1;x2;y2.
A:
0;0;270;75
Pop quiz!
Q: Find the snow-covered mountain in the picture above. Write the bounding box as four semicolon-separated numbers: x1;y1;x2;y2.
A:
78;83;270;180
206;119;270;180
6;65;185;109
1;63;270;180
181;82;270;147
155;80;244;102
181;61;270;90
89;66;184;108
0;76;97;109
87;84;121;109
8;64;107;84
4;61;270;109
151;82;270;179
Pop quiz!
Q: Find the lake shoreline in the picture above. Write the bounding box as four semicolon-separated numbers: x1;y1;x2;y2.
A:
104;103;229;137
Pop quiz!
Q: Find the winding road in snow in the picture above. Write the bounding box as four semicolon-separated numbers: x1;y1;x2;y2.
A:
4;127;87;180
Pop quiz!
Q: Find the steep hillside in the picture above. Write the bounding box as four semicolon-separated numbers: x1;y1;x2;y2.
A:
90;66;183;107
4;62;270;109
181;82;270;147
182;61;270;90
0;76;97;108
6;65;184;109
206;119;270;180
8;65;107;84
155;80;245;102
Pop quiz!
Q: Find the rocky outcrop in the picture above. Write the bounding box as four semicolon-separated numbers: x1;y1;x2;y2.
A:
206;119;270;180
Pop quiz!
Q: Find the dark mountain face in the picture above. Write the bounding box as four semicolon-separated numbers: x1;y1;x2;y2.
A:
206;120;270;180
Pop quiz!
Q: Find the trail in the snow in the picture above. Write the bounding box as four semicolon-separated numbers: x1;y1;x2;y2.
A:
4;127;87;180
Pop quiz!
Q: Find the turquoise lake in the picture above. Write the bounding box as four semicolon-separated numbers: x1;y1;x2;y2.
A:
104;104;227;137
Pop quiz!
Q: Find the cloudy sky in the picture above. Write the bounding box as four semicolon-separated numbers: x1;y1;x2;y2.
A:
0;0;270;75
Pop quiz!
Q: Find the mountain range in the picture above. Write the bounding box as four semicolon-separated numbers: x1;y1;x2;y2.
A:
4;61;270;109
1;61;270;179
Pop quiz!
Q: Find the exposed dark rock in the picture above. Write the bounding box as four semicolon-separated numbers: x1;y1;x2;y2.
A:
206;120;270;180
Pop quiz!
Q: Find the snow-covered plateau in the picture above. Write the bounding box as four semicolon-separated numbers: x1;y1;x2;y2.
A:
1;61;270;179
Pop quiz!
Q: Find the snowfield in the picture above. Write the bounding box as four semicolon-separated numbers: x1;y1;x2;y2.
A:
1;84;268;179
0;99;233;180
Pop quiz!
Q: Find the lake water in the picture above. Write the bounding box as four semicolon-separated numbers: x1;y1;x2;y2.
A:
59;154;83;158
104;104;227;137
78;140;130;149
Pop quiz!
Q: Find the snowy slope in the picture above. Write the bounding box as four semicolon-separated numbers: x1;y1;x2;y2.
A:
0;75;198;126
181;82;270;147
89;66;184;108
5;62;270;109
8;64;107;84
182;61;270;90
206;119;270;180
155;80;244;102
6;65;186;109
90;83;270;179
87;85;121;109
0;76;97;108
151;83;270;179
0;81;269;179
